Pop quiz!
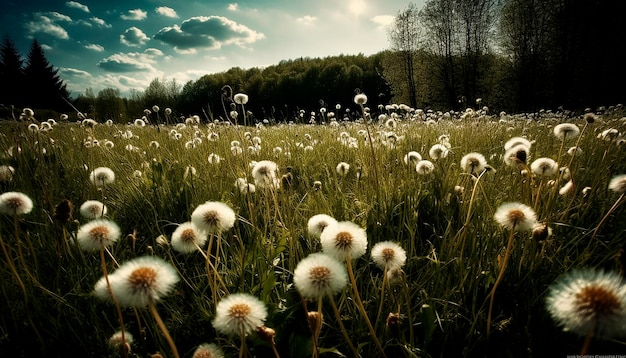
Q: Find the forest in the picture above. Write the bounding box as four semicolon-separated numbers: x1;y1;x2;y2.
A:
1;0;625;121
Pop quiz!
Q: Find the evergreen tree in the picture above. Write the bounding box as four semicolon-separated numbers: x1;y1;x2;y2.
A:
23;39;70;111
0;34;25;107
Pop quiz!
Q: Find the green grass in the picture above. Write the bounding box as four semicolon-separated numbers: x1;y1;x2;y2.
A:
1;110;626;357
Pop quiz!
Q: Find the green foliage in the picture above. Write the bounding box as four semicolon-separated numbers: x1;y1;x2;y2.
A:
1;107;626;357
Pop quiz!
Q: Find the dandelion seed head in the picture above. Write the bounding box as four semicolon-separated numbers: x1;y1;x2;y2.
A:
89;167;115;187
234;93;249;105
460;152;487;174
212;293;267;337
171;222;207;254
320;221;368;260
105;256;179;307
293;253;348;299
307;214;338;239
554;123;580;141
415;160;435;175
192;343;224;358
546;268;626;338
77;219;120;251
494;202;537;231
530;158;559;177
0;192;33;215
371;241;407;271
354;93;367;105
609;174;626;194
191;201;236;234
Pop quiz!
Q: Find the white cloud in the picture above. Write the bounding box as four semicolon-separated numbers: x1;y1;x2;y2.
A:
90;16;112;28
120;27;149;47
76;19;92;27
66;1;90;13
228;3;238;11
25;15;69;40
370;15;394;28
121;9;147;21
84;44;104;52
60;67;93;78
97;50;160;73
296;15;317;25
154;16;264;53
43;12;72;22
41;44;53;51
155;6;178;18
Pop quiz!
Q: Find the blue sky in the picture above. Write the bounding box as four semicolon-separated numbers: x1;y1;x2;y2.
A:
1;0;420;97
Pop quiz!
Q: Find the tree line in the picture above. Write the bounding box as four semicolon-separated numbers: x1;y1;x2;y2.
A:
2;0;624;121
0;36;70;118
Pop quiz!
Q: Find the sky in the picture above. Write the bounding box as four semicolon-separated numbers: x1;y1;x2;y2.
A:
1;0;421;97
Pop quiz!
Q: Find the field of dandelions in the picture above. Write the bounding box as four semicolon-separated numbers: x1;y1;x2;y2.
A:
1;96;626;358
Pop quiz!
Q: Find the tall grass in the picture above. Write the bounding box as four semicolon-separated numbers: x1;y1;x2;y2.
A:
1;108;625;357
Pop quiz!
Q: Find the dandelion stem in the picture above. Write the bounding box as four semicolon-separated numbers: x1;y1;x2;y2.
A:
375;266;388;331
590;192;625;241
580;324;595;355
345;258;387;357
100;247;128;358
486;227;516;337
328;294;359;358
148;301;180;358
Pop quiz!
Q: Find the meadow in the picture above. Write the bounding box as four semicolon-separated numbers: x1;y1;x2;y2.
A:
1;99;626;358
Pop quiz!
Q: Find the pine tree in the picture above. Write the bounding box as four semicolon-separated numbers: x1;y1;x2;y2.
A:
0;35;26;107
23;39;70;111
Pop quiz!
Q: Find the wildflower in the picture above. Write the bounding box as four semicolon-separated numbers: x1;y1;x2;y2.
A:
171;222;208;254
530;158;559;177
371;241;407;271
23;108;35;119
80;200;108;219
504;137;531;151
152;105;160;113
0;165;15;182
599;128;620;141
134;119;146;127
293;253;348;299
76;219;121;251
109;330;133;353
313;180;322;190
307;214;338;239
559;180;575;196
234;93;249;105
608;174;626;194
546;268;626;338
415;160;435;175
102;256;179;307
235;178;255;194
212;293;268;337
192;343;224;358
251;160;279;189
582;186;592;197
191;201;236;234
336;162;350;176
583;113;597;123
460;152;487;174
354;93;367;105
28;123;39;132
208;153;221;164
553;123;580;140
429;144;449;160
132;170;142;179
104;140;115;149
504;144;530;167
0;191;33;215
532;222;552;243
404;151;422;166
493;202;537;231
165;108;172;116
89;167;115;187
567;146;583;156
320;221;368;261
184;165;196;178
